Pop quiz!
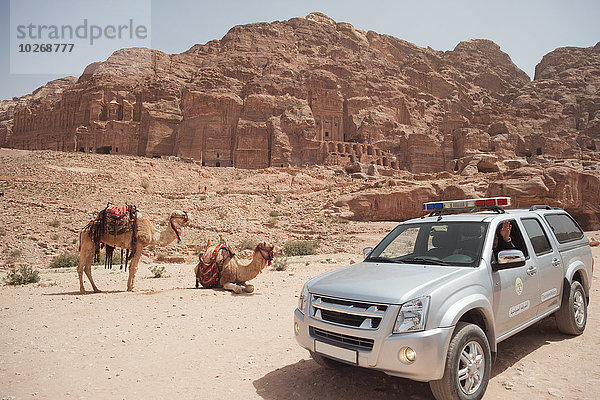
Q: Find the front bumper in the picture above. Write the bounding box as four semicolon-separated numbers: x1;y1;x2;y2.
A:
294;308;454;382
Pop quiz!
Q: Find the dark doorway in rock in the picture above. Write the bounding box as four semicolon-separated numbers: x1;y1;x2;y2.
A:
96;146;112;154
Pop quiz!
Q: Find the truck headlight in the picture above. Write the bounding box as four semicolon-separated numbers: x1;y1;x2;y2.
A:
297;284;309;314
393;296;430;333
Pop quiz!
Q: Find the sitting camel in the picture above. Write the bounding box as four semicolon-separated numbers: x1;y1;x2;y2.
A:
78;210;189;293
195;240;274;294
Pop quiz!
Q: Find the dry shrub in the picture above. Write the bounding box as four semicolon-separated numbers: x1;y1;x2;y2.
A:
5;266;40;285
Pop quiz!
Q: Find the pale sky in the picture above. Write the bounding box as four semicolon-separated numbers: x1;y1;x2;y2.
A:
1;0;599;100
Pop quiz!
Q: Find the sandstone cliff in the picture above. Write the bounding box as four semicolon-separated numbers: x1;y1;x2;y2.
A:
2;13;599;226
3;13;599;172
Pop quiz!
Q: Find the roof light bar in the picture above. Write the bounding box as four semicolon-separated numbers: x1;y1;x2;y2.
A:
422;197;512;212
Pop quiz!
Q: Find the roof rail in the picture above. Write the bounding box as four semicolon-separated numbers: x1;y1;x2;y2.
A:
468;206;505;214
529;205;560;211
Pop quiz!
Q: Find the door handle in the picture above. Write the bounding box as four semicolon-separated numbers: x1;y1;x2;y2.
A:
527;266;537;276
552;257;561;267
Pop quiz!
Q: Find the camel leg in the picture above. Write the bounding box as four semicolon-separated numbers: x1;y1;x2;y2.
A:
78;247;96;294
77;251;88;294
223;282;243;294
126;251;142;292
84;262;101;293
242;283;254;293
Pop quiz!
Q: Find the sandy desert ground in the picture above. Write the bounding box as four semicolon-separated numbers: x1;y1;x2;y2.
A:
1;149;599;399
0;247;598;400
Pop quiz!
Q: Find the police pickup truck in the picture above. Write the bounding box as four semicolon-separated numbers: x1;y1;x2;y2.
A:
294;197;593;400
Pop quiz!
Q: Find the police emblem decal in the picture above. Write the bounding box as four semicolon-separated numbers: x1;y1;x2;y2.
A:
515;277;523;296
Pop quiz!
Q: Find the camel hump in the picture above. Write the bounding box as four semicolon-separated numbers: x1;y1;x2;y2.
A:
200;243;236;264
200;244;222;263
196;243;234;288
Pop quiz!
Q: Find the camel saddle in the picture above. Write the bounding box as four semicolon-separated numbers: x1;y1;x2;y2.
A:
195;243;236;288
87;204;139;264
96;204;136;236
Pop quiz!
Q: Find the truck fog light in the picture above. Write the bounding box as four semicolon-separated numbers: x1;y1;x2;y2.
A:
398;346;416;364
294;322;299;335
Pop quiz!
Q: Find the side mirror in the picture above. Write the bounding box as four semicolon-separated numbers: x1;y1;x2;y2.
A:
493;249;526;271
363;247;373;258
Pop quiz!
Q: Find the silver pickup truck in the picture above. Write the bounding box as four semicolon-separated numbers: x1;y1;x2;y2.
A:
294;197;593;400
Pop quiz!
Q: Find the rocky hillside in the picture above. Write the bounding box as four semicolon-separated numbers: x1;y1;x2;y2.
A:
2;13;599;172
1;148;599;270
0;76;77;145
1;13;599;232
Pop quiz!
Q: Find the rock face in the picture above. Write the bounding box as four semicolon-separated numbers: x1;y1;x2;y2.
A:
0;77;77;148
334;164;600;230
3;13;599;174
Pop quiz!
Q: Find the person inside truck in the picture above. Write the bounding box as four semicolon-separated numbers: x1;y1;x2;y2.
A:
492;220;523;263
494;221;514;250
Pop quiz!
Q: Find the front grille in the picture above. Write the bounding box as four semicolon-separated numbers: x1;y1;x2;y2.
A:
311;295;388;329
311;327;374;350
320;309;368;327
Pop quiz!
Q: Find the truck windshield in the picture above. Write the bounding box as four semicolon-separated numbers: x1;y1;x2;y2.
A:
366;221;488;267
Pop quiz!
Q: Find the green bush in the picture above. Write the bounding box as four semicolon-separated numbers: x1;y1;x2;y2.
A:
283;240;318;256
274;195;282;204
48;218;60;227
141;179;149;189
272;257;288;271
199;195;207;201
149;265;167;278
238;238;258;251
5;266;40;285
50;252;79;268
269;210;280;217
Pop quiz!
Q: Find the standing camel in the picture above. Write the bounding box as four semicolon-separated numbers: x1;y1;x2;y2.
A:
78;210;189;293
196;241;274;293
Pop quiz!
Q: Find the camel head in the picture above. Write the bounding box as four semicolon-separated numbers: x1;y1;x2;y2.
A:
169;210;190;226
168;210;190;243
255;242;275;266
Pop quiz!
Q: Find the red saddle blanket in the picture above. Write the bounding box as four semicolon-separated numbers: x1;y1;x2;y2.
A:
107;205;127;217
195;244;236;288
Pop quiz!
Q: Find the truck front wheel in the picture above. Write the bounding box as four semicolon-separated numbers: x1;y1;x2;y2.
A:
555;280;587;335
429;322;491;400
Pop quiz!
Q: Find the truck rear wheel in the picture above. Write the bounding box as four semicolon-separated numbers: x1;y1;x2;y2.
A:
429;322;491;400
309;350;348;369
555;280;587;335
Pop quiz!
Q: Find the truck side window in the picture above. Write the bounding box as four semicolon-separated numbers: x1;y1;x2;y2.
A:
522;218;553;256
544;213;584;243
492;220;529;259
